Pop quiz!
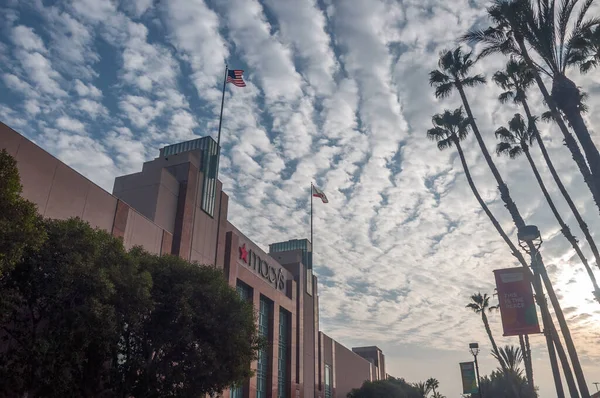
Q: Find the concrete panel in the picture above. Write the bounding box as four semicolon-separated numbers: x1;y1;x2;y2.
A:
124;211;163;254
154;179;178;233
44;163;90;221
114;183;159;222
112;200;130;239
161;230;173;256
334;342;372;398
82;184;118;232
0;122;24;156
14;137;59;213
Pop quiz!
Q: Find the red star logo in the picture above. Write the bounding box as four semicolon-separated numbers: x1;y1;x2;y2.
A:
239;243;248;263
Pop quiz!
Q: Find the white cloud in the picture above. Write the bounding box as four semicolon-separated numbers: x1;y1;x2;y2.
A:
119;95;166;128
73;80;103;98
263;0;337;96
77;98;108;119
10;25;46;53
15;50;66;97
164;0;228;102
121;21;179;92
56;116;85;132
2;73;37;97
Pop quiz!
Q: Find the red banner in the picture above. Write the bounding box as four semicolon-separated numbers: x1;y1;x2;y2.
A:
494;267;541;336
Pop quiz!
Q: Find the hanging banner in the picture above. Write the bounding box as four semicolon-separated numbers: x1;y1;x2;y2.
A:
494;267;541;336
459;362;478;394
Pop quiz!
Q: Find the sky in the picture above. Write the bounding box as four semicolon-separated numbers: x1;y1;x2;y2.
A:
1;0;600;396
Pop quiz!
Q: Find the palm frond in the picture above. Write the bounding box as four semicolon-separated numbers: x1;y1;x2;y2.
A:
437;137;455;151
429;69;450;85
435;82;454;99
508;113;527;137
462;75;487;87
496;142;512;156
495;126;515;142
541;110;555;122
498;90;515;104
427;127;447;142
574;0;595;30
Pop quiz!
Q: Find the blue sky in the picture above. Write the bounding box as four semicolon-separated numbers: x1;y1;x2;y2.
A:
2;0;600;395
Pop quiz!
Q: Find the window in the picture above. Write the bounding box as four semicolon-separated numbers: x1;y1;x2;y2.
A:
236;280;252;302
230;385;243;398
257;297;271;398
325;364;332;398
278;309;289;398
200;138;219;217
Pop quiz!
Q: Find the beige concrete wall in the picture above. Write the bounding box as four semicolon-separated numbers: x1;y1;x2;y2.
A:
334;341;372;398
1;123;118;232
1;122;167;256
123;210;164;254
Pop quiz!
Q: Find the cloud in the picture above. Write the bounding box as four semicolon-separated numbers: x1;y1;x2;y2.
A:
73;80;102;98
163;0;228;102
77;98;108;119
15;50;66;97
56;115;85;132
10;25;46;52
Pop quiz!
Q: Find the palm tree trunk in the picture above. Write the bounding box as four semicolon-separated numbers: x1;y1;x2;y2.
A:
522;146;600;299
519;335;535;397
521;99;600;280
456;78;588;398
454;138;528;267
456;136;575;396
455;82;526;227
515;39;600;214
551;73;600;181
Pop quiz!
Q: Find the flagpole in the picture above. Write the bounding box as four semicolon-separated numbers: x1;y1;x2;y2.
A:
310;182;313;269
213;64;227;268
216;64;228;150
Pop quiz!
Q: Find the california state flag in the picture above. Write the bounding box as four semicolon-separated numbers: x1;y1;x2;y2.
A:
312;185;328;203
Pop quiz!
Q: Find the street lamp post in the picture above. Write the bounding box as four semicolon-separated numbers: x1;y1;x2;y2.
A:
469;343;483;398
517;225;565;398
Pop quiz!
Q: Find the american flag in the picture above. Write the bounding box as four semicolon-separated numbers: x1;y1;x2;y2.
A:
226;69;246;87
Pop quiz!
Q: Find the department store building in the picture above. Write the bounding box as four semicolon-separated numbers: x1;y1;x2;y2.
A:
1;122;388;398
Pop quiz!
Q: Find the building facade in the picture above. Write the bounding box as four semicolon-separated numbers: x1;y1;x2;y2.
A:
0;122;388;398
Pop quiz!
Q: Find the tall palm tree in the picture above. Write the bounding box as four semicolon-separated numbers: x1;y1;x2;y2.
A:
463;0;600;214
426;108;527;268
493;58;600;276
495;113;600;301
466;293;504;366
426;378;440;395
430;47;586;398
425;108;569;396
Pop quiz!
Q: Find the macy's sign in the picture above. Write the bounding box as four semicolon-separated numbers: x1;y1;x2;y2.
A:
239;244;285;291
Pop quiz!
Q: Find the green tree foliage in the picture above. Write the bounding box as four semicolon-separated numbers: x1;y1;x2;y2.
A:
0;218;260;397
0;149;46;276
0;217;147;397
348;377;421;398
465;370;537;398
121;249;261;397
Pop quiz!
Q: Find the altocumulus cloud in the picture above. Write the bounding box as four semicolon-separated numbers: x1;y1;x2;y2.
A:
1;0;599;396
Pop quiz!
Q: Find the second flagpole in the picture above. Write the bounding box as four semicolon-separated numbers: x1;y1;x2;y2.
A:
310;182;313;262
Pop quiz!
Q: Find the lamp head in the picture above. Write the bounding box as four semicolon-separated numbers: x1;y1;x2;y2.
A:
469;342;480;356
